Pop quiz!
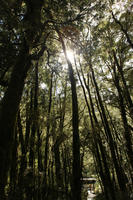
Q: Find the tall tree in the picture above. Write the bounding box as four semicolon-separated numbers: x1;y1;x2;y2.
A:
0;1;43;196
56;29;81;200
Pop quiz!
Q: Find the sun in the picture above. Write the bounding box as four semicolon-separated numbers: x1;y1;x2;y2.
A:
66;50;74;63
58;49;75;70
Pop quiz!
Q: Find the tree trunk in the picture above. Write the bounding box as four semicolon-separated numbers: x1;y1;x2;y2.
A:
0;1;43;196
56;29;81;200
76;64;116;200
43;71;53;194
9;127;18;200
112;12;133;49
0;44;30;197
90;63;129;198
113;50;133;119
112;64;133;171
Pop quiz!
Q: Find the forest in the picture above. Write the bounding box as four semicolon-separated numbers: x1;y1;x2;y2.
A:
0;0;133;200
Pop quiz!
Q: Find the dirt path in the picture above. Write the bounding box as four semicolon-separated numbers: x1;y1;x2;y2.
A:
87;193;96;200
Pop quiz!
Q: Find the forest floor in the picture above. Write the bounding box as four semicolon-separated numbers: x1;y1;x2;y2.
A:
87;192;96;200
82;189;97;200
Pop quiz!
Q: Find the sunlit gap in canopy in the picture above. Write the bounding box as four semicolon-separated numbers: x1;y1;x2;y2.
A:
66;49;75;63
40;82;47;89
58;48;78;71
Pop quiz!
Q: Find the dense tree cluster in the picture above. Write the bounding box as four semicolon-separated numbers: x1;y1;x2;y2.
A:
0;0;133;200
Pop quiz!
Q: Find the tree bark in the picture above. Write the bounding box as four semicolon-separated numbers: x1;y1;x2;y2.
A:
43;71;53;194
76;64;116;200
0;44;30;197
112;12;133;49
56;29;81;200
0;1;43;196
113;50;133;119
112;63;133;171
90;63;129;198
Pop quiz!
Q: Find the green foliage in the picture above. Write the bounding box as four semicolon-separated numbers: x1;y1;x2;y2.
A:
0;0;133;199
